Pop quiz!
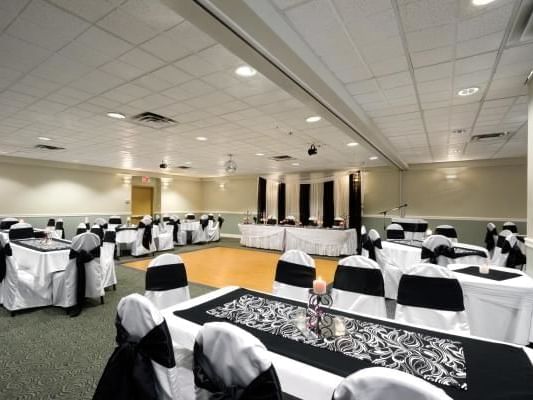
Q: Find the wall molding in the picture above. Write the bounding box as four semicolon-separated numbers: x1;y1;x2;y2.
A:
0;212;131;218
221;233;241;239
363;214;527;222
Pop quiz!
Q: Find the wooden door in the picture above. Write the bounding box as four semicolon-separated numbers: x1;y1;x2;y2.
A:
131;186;153;224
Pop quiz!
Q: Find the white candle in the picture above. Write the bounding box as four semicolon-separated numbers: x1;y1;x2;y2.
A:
313;276;327;294
479;263;490;274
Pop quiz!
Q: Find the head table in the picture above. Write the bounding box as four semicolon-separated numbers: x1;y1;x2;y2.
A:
162;286;533;400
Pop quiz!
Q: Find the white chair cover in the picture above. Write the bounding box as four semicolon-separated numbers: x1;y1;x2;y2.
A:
332;367;452;400
0;217;18;230
54;218;65;239
484;223;498;257
272;250;315;302
493;234;526;269
0;235;51;312
171;216;187;246
107;215;122;231
491;229;513;266
101;231;117;289
385;223;404;240
503;221;518;233
156;223;174;251
435;224;458;243
331;256;387;318
93;294;181;400
76;222;88;235
194;322;281;399
395;263;469;334
145;254;190;310
192;215;209;244
421;235;454;266
52;232;104;309
131;216;156;256
8;222;34;240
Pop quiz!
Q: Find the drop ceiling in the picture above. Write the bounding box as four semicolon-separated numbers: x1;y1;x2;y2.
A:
0;0;530;177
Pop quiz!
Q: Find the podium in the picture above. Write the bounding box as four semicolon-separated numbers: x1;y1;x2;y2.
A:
391;217;428;241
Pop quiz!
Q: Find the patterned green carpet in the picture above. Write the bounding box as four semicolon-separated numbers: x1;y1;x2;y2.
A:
0;264;214;400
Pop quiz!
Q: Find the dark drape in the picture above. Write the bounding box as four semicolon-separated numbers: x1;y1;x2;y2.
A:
322;181;334;228
349;172;362;252
277;183;286;222
299;184;310;226
257;177;267;221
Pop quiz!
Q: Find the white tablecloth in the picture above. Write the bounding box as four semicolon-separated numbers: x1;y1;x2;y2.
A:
238;224;286;251
284;227;357;256
450;264;533;345
162;286;533;400
181;221;200;231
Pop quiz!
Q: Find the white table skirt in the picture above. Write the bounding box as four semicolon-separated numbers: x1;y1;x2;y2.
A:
181;221;200;231
284;227;357;256
450;264;533;345
238;224;285;251
161;286;533;400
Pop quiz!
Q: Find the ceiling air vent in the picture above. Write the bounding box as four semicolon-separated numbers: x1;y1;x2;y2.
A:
177;165;191;170
34;144;65;150
130;112;177;129
269;155;296;161
470;132;509;142
508;0;533;44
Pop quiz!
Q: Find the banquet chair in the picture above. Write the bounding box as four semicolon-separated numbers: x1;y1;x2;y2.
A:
76;222;88;235
493;234;526;269
421;235;454;267
0;235;51;315
194;322;283;399
267;216;277;225
331;256;387;318
93;294;181;400
332;367;452;400
94;217;107;229
90;224;104;243
333;217;344;227
435;225;458;243
155;222;174;251
0;217;19;230
131;216;156;257
503;221;518;233
272;250;316;302
386;223;405;240
207;213;215;224
145;254;190;309
192;215;209;244
362;229;404;300
286;215;296;225
107;215;122;231
491;229;513;265
217;214;224;229
308;216;318;227
101;231;117;290
9;222;34;240
359;225;368;254
46;218;56;229
395;263;469;334
52;232;104;316
185;213;196;220
171;215;187;246
54;219;65;239
484;223;498;257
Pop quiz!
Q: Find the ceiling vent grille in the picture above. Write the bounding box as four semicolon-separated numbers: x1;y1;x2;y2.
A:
269;155;296;161
508;0;533;44
34;144;65;150
470;132;509;142
130;112;177;129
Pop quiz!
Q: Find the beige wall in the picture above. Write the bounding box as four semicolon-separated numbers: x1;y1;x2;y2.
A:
161;178;203;213
362;168;401;215
201;177;257;213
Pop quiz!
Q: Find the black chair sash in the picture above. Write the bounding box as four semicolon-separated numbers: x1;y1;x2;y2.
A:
145;263;188;291
503;224;518;233
421;245;455;264
168;221;178;243
76;228;87;235
362;237;381;261
193;342;283;400
396;222;427;232
91;227;104;244
109;218;122;224
435;227;457;239
333;265;384;297
85;223;91;231
218;216;224;229
163;217;170;222
69;247;100;317
386;230;404;240
55;222;65;239
485;228;497;251
93;316;176;400
153;218;161;226
286;220;295;226
397;275;464;311
208;215;214;221
47;218;55;227
186;215;195;220
200;219;209;230
103;231;116;244
267;219;277;225
0;243;12;283
502;240;527;269
138;222;153;251
9;227;34;240
274;260;316;288
0;220;18;229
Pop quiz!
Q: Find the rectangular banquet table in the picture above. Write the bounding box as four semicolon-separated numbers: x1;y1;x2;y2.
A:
162;286;533;400
238;224;286;251
10;238;71;300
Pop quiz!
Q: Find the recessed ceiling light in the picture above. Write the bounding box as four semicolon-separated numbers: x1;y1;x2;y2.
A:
446;174;458;179
347;142;359;147
235;65;256;77
291;162;300;166
255;153;265;156
305;116;322;123
369;156;378;160
107;112;126;119
185;161;192;165
196;136;208;141
472;0;495;6
457;87;479;96
38;136;52;141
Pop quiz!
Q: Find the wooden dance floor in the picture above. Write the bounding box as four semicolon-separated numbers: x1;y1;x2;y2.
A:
123;247;338;293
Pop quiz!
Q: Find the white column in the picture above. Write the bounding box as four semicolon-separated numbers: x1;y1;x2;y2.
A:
526;78;533;276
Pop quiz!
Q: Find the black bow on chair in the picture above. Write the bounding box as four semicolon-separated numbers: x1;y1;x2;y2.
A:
200;219;209;231
484;229;497;252
502;240;527;269
69;246;100;317
193;343;283;400
362;237;381;261
93;316;176;400
421;245;455;264
0;243;12;283
138;222;153;251
218;216;224;229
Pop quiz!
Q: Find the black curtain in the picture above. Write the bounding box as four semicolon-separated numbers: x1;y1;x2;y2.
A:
299;184;310;226
349;172;362;252
257;177;267;221
323;181;334;228
278;183;286;222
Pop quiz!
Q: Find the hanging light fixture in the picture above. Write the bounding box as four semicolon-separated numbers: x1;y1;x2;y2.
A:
224;154;237;174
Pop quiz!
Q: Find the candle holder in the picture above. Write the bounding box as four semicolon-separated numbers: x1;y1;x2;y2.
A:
306;289;333;337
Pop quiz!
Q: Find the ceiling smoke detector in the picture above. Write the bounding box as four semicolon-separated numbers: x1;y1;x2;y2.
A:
470;132;510;142
224;154;237;174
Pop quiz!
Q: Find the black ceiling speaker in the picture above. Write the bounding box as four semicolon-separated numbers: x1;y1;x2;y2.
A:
308;144;318;156
159;161;168;169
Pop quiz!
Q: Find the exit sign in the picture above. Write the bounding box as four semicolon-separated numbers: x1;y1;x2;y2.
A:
142;176;151;184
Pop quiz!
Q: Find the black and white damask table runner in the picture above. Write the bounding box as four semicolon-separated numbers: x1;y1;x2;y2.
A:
174;288;533;400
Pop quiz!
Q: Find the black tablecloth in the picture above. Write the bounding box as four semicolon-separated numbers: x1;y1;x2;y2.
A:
12;238;71;252
455;266;522;281
174;288;533;400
